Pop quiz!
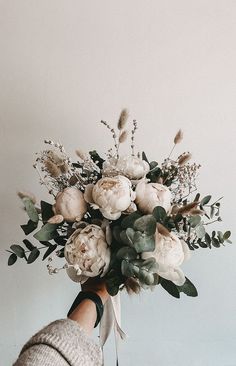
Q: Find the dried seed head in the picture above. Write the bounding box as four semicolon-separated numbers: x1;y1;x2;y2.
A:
189;208;205;216
44;159;61;178
157;223;170;237
174;129;183;144
177;201;199;215
17;191;37;204
59;163;69;174
47;151;63;165
124;277;141;295
119;130;128;143
75;149;87;161
118;109;129;130
178;152;192;166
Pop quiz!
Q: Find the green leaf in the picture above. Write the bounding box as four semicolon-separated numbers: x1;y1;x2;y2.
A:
42;244;57;260
21;219;38;235
223;231;231;240
41;201;55;222
121;260;134;277
121;211;141;229
142;151;149;164
27;248;40;264
10;245;25;258
160;278;180;298
200;195;212;206
22;197;39;223
138;270;155;285
23;239;35;251
217;231;224;244
177;277;198;297
189;215;201;228
116;247;137;261
212;238;220;248
119;228;135;246
196;225;206;239
8;253;17;266
133;232;155;253
205;233;211;245
89;150;105;169
33;223;59;241
152;206;167;223
133;215;157;235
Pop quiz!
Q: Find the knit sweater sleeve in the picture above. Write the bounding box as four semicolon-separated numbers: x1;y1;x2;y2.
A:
13;318;103;366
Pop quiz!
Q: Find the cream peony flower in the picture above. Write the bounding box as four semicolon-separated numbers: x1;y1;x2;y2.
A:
53;187;87;222
84;175;136;220
135;179;172;214
142;230;190;286
64;224;110;283
102;155;149;180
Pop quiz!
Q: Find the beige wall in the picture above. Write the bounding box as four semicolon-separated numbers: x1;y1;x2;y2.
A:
0;1;236;364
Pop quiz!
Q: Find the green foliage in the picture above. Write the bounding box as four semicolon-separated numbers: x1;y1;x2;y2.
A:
42;244;58;260
22;197;39;223
177;277;198;297
160;278;180;298
41;201;55;222
116;247;137;261
152;206;167;224
10;245;25;258
21;220;38;235
133;215;156;235
89;150;105;169
133;232;155;253
27;248;40;264
33;223;59;241
200;195;212;206
121;212;141;229
8;253;17;266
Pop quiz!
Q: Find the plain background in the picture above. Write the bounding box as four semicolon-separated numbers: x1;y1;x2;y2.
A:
0;1;236;365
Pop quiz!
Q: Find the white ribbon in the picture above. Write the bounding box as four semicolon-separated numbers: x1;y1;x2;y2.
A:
99;293;127;364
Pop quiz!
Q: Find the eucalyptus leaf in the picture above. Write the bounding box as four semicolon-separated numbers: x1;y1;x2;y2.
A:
41;201;55;222
22;197;39;223
8;253;17;266
177;277;198;297
133;215;157;235
196;225;206;239
205;233;211;245
42;244;57;260
121;212;141;229
23;239;35;251
223;231;231;240
212;238;220;248
138;270;154;285
152;206;167;223
33;223;59;241
160;278;180;298
21;219;38;235
27;248;40;264
189;215;201;228
133;232;155;253
116;247;137;261
142;151;149;164
120;229;135;246
121;260;134;277
200;195;212;206
217;231;224;244
10;244;25;258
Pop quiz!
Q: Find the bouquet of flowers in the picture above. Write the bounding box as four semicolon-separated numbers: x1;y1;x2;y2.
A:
7;109;232;325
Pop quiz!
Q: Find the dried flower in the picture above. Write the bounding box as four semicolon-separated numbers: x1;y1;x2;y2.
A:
177;202;199;215
125;277;141;294
178;152;192;166
174;129;183;144
44;159;61;178
119;130;128;143
17;191;36;204
118;109;129;130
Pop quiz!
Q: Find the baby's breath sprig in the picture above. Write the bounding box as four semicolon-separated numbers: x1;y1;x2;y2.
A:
131;120;138;156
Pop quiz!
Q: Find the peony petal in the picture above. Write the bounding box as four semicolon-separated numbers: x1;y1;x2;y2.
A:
84;184;95;203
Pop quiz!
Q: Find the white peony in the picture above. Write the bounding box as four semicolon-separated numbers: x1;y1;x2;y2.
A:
64;224;110;283
84;175;136;220
142;230;190;286
135;179;172;214
53;187;87;222
102;155;149;180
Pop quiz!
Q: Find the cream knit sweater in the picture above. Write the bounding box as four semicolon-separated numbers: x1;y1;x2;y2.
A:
13;318;103;366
